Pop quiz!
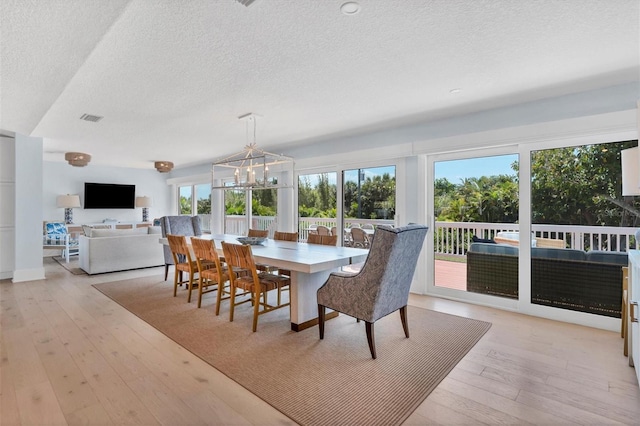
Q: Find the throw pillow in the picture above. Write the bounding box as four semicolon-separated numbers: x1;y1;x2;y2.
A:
472;235;496;244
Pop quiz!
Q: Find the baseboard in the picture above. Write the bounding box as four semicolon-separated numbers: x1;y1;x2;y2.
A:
12;267;46;282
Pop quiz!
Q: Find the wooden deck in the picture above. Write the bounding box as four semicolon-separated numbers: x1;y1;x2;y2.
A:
435;258;467;291
347;257;468;291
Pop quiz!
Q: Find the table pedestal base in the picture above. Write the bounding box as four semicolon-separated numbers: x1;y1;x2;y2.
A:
291;311;338;332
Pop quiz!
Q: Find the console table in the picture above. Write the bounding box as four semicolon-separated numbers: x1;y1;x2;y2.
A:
67;221;151;233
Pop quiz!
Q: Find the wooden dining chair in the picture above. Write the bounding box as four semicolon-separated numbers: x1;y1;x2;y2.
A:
307;233;338;246
167;234;203;299
221;242;291;332
248;229;269;238
191;237;229;309
246;228;275;273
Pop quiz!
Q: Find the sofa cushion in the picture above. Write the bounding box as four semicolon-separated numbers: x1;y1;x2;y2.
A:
531;247;586;261
147;226;162;235
89;227;148;237
585;250;628;266
469;242;518;256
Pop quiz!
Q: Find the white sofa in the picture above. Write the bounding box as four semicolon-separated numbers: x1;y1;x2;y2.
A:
79;227;164;274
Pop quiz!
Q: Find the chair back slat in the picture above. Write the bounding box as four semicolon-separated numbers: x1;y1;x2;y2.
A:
274;231;298;242
248;229;269;238
307;234;338;246
191;238;223;271
167;234;193;266
222;242;256;273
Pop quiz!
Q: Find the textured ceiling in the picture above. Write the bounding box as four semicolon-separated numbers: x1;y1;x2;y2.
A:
1;0;638;169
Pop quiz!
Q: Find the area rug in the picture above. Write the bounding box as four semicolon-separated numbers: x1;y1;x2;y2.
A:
53;256;86;275
93;277;491;425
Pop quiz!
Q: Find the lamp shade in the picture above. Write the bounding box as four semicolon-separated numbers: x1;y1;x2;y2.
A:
135;196;153;208
56;194;81;208
621;147;640;196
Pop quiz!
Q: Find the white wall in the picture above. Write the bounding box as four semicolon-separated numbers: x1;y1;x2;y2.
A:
0;136;16;279
43;162;172;224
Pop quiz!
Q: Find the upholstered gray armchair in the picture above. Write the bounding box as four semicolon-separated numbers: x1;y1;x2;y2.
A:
317;223;428;359
160;216;203;280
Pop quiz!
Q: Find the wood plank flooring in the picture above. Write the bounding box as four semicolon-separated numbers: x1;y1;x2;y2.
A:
1;258;638;425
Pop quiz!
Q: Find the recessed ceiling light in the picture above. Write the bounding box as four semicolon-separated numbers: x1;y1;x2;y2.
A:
341;2;360;15
449;88;462;94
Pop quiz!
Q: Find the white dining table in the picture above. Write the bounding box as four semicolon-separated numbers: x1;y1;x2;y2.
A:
160;234;369;331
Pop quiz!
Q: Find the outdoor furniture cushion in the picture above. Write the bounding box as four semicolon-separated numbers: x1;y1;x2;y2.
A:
585;250;628;266
531;247;586;261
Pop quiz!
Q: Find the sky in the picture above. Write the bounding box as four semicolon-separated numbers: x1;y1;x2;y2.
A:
435;154;518;184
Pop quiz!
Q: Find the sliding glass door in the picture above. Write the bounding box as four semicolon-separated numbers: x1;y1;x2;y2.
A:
430;151;519;303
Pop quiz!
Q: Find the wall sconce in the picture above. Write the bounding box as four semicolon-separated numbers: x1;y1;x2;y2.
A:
57;194;81;224
621;147;640;196
65;152;91;167
135;196;153;222
154;161;174;173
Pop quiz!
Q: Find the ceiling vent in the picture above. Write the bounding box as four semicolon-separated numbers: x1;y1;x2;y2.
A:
79;113;103;122
235;0;258;7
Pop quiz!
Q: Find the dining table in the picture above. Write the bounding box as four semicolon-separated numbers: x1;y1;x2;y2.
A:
160;234;369;331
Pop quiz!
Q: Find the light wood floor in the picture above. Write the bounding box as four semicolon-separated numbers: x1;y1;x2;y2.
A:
1;258;639;425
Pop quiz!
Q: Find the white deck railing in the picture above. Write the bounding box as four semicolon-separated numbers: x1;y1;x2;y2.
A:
435;221;638;256
223;216;394;240
220;216;637;254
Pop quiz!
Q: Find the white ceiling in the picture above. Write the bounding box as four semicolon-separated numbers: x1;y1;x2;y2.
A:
1;0;638;170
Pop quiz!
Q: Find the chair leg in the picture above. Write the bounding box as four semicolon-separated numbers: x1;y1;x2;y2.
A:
229;282;236;322
187;276;194;303
164;264;169;281
365;321;376;359
252;289;261;332
318;304;325;339
216;281;226;316
400;305;409;338
173;269;180;297
196;277;205;308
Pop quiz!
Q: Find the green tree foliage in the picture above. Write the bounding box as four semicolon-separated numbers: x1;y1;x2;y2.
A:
529;141;639;226
179;196;191;215
343;173;396;219
436;175;518;223
223;189;276;216
299;173;339;218
197;196;211;214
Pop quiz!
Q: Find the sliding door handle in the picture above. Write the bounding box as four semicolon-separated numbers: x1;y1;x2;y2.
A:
631;301;639;323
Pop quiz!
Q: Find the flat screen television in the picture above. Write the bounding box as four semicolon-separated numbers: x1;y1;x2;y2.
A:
84;182;135;209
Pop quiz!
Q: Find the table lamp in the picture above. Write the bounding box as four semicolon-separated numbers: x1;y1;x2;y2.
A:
135;196;153;222
57;194;81;224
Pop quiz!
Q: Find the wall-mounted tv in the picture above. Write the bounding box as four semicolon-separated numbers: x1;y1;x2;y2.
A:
84;182;135;209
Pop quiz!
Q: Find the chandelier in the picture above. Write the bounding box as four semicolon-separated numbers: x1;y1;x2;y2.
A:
212;113;294;190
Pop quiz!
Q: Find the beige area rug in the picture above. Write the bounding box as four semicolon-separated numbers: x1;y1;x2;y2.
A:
52;256;87;275
93;276;491;426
